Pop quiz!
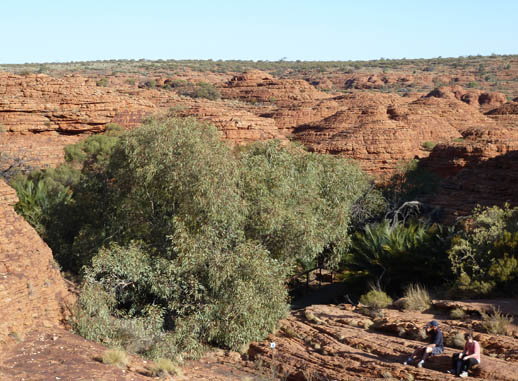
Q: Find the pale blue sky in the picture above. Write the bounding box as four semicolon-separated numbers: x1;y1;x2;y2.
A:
1;0;517;63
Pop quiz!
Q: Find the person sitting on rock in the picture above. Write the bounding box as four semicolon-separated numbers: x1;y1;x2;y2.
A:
448;331;480;378
403;320;444;368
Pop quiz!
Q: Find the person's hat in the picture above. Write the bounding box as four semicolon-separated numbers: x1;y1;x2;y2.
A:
426;320;438;328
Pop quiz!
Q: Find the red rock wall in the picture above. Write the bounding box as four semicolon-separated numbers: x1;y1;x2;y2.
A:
0;180;72;340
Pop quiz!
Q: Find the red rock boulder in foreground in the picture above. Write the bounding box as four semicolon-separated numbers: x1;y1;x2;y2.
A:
0;180;73;340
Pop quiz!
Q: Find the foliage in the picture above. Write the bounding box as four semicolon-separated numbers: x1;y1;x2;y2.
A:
69;118;289;356
450;308;466;319
164;79;220;100
445;331;466;349
449;204;518;297
150;358;182;377
12;178;72;236
344;219;453;293
96;77;109;87
421;141;436;151
64;123;122;164
401;284;431;311
101;349;128;368
239;140;384;272
359;288;393;309
480;306;513;335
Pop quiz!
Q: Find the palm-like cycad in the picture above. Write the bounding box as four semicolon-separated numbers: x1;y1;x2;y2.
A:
346;219;452;292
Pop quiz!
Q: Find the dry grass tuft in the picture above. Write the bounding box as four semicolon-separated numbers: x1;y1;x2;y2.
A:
480;306;513;335
150;358;183;377
359;289;393;309
450;307;466;319
304;310;324;324
402;284;431;311
102;349;128;368
446;331;466;349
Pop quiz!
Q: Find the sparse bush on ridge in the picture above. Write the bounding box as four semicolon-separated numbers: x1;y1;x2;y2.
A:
164;79;220;100
421;141;436;151
96;77;109;87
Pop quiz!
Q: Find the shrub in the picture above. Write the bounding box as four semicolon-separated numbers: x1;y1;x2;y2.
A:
102;349;128;368
421;141;436;151
166;80;220;100
345;220;453;293
141;79;157;89
402;284;431;311
445;331;466;349
150;358;182;377
449;204;518;297
480;306;513;335
96;77;109;87
450;308;466;319
359;289;393;309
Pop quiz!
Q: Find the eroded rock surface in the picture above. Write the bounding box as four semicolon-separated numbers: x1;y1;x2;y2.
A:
0;180;73;341
248;303;518;381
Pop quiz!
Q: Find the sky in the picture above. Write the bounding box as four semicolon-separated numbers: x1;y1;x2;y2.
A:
1;0;517;63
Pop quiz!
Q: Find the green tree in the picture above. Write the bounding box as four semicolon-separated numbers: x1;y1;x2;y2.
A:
239;140;384;271
449;204;518;296
72;117;287;355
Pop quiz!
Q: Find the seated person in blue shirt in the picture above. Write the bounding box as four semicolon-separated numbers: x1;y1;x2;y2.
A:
403;320;444;368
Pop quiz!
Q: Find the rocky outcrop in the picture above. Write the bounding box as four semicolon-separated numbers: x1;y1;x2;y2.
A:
248;303;518;381
290;92;475;176
485;101;518;128
0;180;73;341
426;85;508;112
424;125;518;177
173;98;288;144
0;327;256;380
420;125;518;219
220;70;331;104
0;132;82;172
0;72;156;133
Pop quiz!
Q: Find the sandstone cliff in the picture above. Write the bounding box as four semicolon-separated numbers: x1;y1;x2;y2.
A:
0;180;72;341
